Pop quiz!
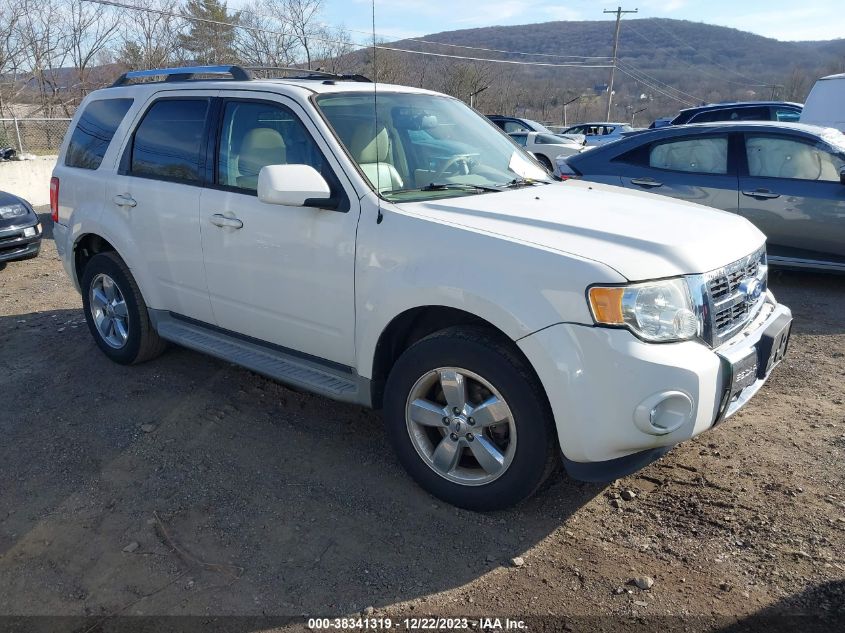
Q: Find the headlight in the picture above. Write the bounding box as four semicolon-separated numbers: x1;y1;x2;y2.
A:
0;203;29;220
588;278;699;342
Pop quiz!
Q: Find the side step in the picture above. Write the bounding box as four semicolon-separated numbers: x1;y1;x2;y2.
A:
150;311;369;405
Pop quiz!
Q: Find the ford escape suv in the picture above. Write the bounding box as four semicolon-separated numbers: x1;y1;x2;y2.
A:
51;66;792;511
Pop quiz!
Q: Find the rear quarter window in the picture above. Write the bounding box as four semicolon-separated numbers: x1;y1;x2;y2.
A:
64;98;133;170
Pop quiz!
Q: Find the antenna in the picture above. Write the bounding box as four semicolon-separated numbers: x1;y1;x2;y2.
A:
372;0;383;224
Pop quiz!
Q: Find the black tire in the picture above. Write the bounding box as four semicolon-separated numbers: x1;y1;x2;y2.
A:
536;154;554;172
81;251;166;365
383;327;558;511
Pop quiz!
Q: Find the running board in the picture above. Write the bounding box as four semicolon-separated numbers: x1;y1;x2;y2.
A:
149;310;370;406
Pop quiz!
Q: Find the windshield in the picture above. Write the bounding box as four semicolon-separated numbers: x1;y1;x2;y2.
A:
315;92;551;201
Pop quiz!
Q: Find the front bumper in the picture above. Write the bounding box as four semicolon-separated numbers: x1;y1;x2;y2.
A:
518;292;791;477
0;221;42;262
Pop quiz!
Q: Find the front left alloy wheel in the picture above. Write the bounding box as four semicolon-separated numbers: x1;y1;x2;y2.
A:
384;327;558;511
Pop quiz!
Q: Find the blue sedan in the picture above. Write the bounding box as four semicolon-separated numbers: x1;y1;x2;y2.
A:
557;122;845;272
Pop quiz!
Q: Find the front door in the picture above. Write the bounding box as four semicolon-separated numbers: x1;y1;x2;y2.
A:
199;93;361;366
739;133;845;259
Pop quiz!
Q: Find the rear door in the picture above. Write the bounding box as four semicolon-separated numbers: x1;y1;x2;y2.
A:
616;132;740;212
108;91;217;322
739;132;845;259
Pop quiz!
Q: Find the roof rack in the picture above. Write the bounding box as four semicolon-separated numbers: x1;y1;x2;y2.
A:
111;64;371;88
245;66;371;83
112;65;252;87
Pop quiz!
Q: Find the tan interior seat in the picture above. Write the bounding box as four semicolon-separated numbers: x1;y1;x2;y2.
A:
349;125;404;193
236;127;286;190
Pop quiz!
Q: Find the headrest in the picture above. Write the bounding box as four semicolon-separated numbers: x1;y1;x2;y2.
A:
350;125;390;163
238;128;286;176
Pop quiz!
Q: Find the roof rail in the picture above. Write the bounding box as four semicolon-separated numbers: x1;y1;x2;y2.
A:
111;65;252;87
246;66;371;83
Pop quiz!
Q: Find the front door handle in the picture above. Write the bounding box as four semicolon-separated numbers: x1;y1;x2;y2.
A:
210;213;244;229
112;194;137;208
630;177;663;188
742;189;781;200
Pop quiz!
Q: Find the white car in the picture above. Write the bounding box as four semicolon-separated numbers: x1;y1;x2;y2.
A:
507;131;583;172
800;73;845;132
562;122;633;147
51;66;792;510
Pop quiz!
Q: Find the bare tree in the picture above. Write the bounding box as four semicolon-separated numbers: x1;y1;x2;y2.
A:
0;0;27;116
234;0;298;67
284;0;322;69
118;0;184;70
64;0;119;100
311;25;357;74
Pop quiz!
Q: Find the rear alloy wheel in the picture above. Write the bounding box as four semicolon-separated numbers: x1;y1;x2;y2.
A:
384;327;558;511
81;251;166;365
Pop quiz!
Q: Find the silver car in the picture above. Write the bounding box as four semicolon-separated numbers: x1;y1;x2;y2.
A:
558;122;845;272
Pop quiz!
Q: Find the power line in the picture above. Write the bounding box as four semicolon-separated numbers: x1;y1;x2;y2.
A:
617;61;704;103
81;0;612;70
624;20;770;88
615;65;696;106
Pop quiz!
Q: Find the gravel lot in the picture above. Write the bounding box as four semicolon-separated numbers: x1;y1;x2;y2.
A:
1;213;843;631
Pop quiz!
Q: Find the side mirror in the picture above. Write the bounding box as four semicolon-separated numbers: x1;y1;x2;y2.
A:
258;164;333;208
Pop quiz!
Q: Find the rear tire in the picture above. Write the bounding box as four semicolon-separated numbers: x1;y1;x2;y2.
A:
383;327;558;511
81;251;166;365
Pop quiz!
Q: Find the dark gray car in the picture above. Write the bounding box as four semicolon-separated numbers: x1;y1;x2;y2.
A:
558;122;845;272
0;190;42;263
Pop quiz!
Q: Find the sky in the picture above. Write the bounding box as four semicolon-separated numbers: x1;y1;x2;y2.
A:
312;0;845;44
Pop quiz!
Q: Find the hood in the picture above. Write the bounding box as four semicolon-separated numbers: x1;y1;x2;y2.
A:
399;180;765;280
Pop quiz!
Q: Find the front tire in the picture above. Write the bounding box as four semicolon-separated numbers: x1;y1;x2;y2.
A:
383;327;558;511
81;251;166;365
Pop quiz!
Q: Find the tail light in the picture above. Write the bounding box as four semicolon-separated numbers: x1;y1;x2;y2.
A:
50;177;59;222
556;160;582;182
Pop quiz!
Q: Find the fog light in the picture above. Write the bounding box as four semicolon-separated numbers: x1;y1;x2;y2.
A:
23;226;36;237
634;391;693;435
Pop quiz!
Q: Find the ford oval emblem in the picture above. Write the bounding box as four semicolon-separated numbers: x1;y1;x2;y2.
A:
739;278;762;302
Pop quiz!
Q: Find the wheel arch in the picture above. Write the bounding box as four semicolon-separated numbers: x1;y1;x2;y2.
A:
73;233;117;287
367;305;549;412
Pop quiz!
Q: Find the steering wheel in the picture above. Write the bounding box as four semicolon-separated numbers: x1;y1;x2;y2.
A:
432;155;472;181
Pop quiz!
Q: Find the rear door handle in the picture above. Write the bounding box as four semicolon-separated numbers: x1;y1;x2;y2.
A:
112;194;137;208
210;213;243;229
630;177;663;188
742;189;781;200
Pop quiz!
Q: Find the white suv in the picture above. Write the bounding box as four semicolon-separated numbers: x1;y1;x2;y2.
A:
51;66;792;510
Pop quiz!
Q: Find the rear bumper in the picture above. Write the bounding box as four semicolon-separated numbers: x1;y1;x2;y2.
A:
52;220;79;292
518;292;791;477
0;222;42;262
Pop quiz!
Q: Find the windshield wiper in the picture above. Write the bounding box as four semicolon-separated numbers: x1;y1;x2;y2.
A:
501;178;549;188
419;182;503;192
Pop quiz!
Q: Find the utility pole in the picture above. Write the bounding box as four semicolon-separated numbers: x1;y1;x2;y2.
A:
604;6;638;121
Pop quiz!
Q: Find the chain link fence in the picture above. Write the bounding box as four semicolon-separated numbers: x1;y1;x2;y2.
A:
0;118;72;155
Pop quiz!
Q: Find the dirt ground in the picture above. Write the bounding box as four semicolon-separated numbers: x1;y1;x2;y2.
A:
0;212;843;632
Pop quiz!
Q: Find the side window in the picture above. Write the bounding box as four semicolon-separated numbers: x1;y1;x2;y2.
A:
217;101;327;192
510;134;528;147
503;121;528;133
746;135;845;182
130;99;209;183
649;136;728;174
535;134;561;145
65;98;133;170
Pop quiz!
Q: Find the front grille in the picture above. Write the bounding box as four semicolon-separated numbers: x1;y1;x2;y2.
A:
703;247;767;346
